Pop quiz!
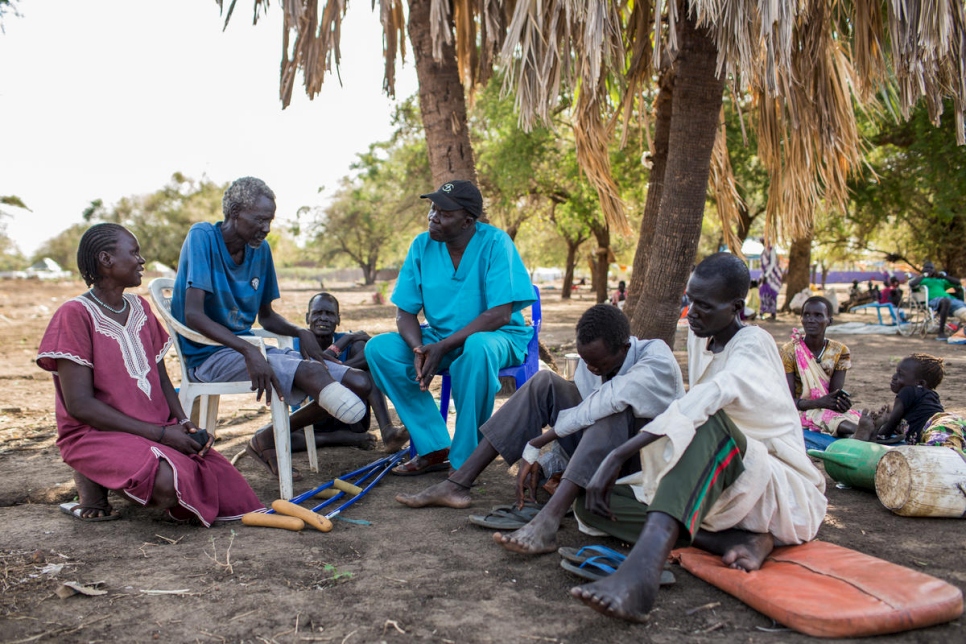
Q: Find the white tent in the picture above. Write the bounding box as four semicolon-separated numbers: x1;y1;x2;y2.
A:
25;257;71;280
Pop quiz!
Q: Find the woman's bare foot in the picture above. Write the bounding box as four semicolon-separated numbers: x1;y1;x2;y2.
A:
380;425;410;453
570;566;655;623
492;513;559;554
853;410;877;442
72;471;116;519
395;479;472;509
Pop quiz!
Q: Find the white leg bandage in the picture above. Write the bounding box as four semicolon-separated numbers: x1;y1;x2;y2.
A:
317;382;367;424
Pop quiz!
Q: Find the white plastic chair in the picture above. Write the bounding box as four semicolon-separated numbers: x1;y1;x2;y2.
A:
148;278;316;500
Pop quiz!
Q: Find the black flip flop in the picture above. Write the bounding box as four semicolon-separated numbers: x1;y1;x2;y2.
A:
467;503;543;530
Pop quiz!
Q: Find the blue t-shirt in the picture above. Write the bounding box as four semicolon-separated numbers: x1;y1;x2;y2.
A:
392;222;535;353
171;222;280;369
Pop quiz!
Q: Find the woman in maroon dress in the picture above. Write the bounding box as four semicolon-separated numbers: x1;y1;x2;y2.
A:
37;223;263;525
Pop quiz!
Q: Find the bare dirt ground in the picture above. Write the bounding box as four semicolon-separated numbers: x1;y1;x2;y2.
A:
1;278;964;643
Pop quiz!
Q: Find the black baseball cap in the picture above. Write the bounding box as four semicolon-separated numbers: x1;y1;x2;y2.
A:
420;180;483;219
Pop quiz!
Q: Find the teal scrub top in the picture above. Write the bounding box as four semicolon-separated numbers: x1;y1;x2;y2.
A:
392;222;535;351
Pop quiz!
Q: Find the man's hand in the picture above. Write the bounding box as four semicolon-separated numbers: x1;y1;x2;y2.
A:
515;461;542;509
243;348;282;404
413;342;447;390
296;328;327;363
344;331;371;343
585;451;623;520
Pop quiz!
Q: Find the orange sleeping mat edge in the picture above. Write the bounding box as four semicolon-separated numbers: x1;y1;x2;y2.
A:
670;541;963;638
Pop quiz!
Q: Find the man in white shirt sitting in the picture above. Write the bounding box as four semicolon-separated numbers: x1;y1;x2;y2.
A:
395;304;685;556
571;253;827;623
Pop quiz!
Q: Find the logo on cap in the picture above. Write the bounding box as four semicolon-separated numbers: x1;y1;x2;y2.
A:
441;183;454;192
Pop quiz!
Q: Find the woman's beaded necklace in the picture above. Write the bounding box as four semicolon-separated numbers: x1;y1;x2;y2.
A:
88;289;128;315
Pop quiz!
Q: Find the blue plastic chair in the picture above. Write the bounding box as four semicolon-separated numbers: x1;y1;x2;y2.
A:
849;301;899;326
438;285;542;419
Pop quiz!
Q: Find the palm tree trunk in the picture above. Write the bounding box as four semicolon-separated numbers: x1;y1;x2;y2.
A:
782;233;812;312
407;0;477;185
626;69;674;320
630;15;724;347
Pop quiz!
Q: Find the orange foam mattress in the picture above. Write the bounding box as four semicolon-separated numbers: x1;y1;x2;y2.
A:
671;541;963;638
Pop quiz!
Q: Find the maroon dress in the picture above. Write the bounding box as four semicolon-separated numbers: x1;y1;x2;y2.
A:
37;295;263;526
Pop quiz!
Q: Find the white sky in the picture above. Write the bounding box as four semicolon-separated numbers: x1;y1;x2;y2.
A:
0;0;418;257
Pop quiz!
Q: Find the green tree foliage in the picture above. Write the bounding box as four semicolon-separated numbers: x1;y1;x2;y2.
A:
0;195;28;270
470;80;648;300
847;101;966;275
86;173;227;268
306;101;430;284
32;223;87;272
32;174;226;270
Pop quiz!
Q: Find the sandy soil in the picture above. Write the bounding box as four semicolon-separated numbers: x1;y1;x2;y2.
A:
0;278;963;643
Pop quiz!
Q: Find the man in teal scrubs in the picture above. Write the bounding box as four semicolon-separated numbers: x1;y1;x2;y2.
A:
365;180;535;474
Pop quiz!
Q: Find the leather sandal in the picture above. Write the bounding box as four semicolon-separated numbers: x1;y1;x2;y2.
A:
391;448;450;476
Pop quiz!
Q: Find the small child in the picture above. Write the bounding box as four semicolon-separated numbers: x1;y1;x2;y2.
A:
855;353;965;455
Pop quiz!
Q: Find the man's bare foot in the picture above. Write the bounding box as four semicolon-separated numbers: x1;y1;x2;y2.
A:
314;429;376;450
72;471;116;519
492;514;559;554
395;479;472;509
570;568;654;624
720;532;774;571
380;425;410;453
853;410;876;442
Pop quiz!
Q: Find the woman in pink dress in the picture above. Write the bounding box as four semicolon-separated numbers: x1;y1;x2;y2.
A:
37;223;263;525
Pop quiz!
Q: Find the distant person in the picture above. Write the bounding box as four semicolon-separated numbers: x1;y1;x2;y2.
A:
569;253;826;623
758;243;782;321
867;280;880;302
780;297;859;436
171;177;370;477
845;279;874;310
741;278;760;320
880;276;903;308
37;223;262;524
365;180;535;474
854;354;964;454
610;280;627;309
246;292;409;479
908;261;966;340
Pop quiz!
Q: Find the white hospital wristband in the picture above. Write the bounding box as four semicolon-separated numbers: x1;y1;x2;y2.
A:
521;443;541;464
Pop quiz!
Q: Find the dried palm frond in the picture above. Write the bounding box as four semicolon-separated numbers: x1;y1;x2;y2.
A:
846;0;887;101
886;0;966;144
500;0;630;233
380;0;408;98
753;0;862;243
710;105;745;254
